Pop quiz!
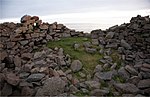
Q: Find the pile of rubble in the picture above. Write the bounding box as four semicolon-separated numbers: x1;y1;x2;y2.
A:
90;15;150;96
0;15;84;96
0;15;150;96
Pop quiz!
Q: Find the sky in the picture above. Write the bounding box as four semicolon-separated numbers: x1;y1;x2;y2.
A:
0;0;150;32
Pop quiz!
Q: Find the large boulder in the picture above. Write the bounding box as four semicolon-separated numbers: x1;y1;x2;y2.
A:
36;77;66;96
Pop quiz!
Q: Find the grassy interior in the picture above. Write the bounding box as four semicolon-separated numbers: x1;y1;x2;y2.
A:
47;37;103;74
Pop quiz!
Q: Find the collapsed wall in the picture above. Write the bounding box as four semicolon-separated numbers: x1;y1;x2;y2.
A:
0;15;150;96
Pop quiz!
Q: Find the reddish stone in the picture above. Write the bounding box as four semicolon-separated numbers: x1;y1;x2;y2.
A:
21;15;31;23
14;55;22;67
31;16;39;21
6;73;20;86
0;51;8;61
21;86;34;96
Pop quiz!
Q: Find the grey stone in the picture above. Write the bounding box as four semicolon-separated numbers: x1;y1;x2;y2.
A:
95;71;113;81
26;73;45;82
127;76;140;85
105;31;115;39
91;39;99;45
85;80;100;89
142;63;150;69
105;43;118;49
118;67;130;80
94;65;103;73
70;60;83;72
125;65;138;75
36;77;66;96
79;72;86;78
83;42;92;48
113;83;139;94
74;43;80;50
85;47;97;54
121;39;132;49
138;79;150;89
34;51;46;59
69;85;79;94
20;40;29;46
2;83;12;96
19;72;30;79
90;89;109;96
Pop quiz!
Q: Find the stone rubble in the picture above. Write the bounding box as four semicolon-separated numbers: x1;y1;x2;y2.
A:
0;15;150;96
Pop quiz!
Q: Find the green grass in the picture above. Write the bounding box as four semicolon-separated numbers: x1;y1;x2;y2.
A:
47;37;103;74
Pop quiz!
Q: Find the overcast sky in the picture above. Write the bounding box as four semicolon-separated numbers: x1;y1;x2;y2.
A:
0;0;150;31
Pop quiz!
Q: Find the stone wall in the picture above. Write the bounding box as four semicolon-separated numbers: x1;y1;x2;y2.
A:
0;15;150;96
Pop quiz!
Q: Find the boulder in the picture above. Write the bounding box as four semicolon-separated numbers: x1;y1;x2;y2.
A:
70;60;83;72
36;77;66;96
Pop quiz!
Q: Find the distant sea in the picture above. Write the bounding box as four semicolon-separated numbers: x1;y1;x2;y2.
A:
64;23;117;33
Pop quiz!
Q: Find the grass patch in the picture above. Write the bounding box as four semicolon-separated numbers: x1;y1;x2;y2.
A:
47;37;103;74
110;50;122;70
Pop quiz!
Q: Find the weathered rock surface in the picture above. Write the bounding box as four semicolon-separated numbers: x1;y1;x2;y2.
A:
70;60;83;72
36;77;66;96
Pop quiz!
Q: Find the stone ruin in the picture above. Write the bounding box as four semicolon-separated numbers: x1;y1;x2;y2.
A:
0;15;150;96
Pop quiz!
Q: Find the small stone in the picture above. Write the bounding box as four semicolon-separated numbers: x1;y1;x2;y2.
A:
95;71;113;81
39;24;48;30
121;39;132;49
118;67;130;80
70;60;83;72
127;76;140;85
21;15;31;23
19;40;29;46
21;53;33;60
94;65;103;73
85;80;100;89
105;31;115;39
2;83;12;96
19;72;30;79
69;85;79;94
113;83;139;94
14;56;21;67
57;70;66;76
21;86;34;96
26;73;45;82
138;79;150;89
142;63;150;69
125;65;138;75
91;39;99;45
74;43;80;50
85;48;97;54
6;73;20;86
79;72;86;78
90;89;109;96
0;51;8;61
